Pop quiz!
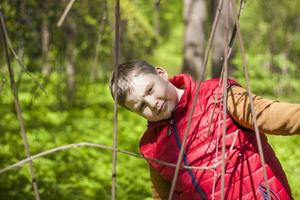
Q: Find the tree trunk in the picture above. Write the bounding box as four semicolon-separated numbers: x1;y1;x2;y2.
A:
153;0;161;35
16;0;26;60
65;23;76;104
41;13;50;76
211;0;235;78
65;54;75;103
91;1;108;81
182;0;207;81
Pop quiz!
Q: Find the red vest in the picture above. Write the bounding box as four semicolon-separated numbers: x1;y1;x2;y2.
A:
140;74;292;200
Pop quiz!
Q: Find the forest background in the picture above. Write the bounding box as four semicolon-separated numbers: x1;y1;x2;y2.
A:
0;0;300;199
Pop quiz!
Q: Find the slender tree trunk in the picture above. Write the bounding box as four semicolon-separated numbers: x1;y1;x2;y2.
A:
16;0;26;59
91;1;108;81
41;13;50;76
65;53;75;102
65;23;76;104
154;0;161;35
182;0;207;81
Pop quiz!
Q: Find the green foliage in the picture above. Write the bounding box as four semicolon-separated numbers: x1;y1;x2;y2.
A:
0;0;300;199
233;0;300;100
0;72;151;200
120;0;156;60
148;0;183;75
232;52;300;98
268;135;300;198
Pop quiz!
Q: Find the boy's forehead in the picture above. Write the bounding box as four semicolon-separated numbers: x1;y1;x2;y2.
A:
129;72;152;86
125;73;155;102
127;74;148;92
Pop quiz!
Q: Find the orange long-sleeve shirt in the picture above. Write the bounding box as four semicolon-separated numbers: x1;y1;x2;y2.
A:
149;85;300;199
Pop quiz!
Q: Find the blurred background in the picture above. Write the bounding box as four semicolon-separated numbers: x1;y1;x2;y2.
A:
0;0;299;199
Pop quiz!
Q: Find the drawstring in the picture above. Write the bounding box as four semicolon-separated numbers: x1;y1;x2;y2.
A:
170;119;208;200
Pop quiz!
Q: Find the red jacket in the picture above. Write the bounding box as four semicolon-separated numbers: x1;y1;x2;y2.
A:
140;74;292;199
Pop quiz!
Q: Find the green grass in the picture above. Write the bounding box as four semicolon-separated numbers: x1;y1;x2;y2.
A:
268;135;300;199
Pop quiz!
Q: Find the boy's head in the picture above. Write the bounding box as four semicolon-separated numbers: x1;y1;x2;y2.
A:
109;60;183;122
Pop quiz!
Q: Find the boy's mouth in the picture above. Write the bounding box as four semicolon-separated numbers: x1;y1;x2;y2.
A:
157;101;165;115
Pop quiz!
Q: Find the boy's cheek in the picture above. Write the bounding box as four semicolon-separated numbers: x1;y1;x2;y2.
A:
138;111;149;120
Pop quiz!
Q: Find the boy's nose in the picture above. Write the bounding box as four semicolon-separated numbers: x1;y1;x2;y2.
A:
145;96;159;110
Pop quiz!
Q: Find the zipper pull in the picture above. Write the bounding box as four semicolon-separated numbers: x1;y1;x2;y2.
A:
168;119;175;136
170;119;175;125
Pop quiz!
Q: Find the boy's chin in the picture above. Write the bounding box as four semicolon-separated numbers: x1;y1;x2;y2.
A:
147;115;171;123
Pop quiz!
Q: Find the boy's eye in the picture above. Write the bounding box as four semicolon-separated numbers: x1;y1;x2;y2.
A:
148;86;153;94
139;103;146;112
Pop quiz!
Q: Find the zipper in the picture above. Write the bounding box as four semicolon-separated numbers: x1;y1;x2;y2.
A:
170;118;208;200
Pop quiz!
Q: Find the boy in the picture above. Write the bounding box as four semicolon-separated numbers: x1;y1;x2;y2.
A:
109;60;300;199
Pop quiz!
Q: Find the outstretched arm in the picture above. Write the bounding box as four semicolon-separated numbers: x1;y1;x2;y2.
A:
227;85;300;135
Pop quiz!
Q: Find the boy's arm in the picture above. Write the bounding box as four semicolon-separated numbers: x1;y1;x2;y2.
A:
149;165;170;200
227;85;300;135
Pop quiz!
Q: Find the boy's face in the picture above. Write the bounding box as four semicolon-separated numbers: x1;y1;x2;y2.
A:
124;67;182;122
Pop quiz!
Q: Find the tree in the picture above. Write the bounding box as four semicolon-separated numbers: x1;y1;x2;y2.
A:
182;0;207;81
41;1;51;76
210;0;235;78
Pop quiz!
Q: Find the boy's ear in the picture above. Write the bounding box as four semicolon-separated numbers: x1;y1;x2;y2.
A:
155;67;168;80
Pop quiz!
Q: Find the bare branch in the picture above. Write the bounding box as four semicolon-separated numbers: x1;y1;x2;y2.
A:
0;11;46;94
230;0;271;199
0;9;41;200
57;0;76;27
0;142;220;175
168;0;226;198
220;1;230;199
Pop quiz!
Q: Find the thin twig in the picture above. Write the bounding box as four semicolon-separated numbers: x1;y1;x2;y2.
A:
168;0;225;199
210;1;246;198
112;0;120;200
0;142;220;175
0;9;41;200
210;75;226;200
230;0;271;199
220;1;230;199
57;0;76;27
0;10;46;94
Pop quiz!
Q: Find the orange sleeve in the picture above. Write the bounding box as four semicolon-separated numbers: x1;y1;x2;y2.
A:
149;165;170;200
227;85;300;135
